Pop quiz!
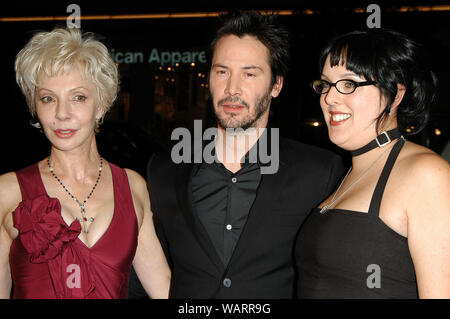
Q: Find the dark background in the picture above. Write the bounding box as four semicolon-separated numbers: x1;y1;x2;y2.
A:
1;0;449;175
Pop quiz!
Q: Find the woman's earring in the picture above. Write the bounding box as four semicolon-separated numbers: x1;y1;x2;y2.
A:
95;116;104;134
30;117;42;131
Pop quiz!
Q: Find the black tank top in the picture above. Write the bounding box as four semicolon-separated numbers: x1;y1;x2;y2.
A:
295;138;418;298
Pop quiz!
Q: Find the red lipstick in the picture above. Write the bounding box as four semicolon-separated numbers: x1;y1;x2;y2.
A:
54;129;77;138
329;111;352;126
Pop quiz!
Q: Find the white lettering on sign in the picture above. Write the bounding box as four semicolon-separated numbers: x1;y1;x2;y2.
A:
111;48;206;65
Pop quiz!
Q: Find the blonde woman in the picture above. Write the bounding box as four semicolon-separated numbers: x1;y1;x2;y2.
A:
0;28;170;299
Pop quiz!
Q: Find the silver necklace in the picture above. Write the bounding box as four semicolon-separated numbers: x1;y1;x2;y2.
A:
319;141;396;214
47;156;103;233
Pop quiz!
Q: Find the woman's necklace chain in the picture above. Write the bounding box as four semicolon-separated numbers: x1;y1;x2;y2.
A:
320;140;398;214
47;156;103;233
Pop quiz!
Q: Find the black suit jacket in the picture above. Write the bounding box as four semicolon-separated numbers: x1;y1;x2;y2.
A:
129;136;344;298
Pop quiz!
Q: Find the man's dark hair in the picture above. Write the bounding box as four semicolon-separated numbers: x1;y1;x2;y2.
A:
210;10;290;85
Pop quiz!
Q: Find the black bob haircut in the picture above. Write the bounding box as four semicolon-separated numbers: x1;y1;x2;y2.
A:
318;28;438;135
209;10;291;86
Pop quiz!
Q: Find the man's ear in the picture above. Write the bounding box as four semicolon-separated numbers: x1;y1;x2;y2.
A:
271;76;284;98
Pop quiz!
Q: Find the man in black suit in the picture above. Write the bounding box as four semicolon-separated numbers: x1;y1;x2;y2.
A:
129;10;344;298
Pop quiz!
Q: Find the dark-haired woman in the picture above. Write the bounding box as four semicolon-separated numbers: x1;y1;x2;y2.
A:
295;29;450;298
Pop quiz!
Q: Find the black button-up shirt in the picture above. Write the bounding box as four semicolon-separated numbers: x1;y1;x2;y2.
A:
191;143;262;267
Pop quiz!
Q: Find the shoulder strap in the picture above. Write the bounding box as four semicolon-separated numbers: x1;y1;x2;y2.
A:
368;138;406;216
109;162;136;219
15;164;47;200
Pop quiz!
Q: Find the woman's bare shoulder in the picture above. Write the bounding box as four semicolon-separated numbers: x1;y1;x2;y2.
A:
0;172;22;219
398;141;450;179
395;141;450;212
124;168;147;193
122;168;150;230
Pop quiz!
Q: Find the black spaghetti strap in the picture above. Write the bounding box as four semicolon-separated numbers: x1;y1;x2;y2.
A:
368;137;406;216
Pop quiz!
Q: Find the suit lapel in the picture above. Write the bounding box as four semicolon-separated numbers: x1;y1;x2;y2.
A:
175;162;224;271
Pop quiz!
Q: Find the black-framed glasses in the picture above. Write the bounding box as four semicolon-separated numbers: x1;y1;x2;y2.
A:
311;79;377;95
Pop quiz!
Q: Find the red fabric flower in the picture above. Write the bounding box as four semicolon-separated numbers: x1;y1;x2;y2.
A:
14;194;81;263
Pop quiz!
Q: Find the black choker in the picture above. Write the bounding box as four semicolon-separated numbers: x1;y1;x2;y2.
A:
350;128;402;156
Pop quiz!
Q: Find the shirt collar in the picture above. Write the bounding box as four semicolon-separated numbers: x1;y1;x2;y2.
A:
192;124;279;176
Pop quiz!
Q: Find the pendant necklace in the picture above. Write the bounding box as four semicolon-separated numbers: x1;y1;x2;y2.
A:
47;156;103;233
319;140;397;214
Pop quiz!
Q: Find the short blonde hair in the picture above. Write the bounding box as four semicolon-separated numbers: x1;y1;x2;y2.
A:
15;27;119;115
